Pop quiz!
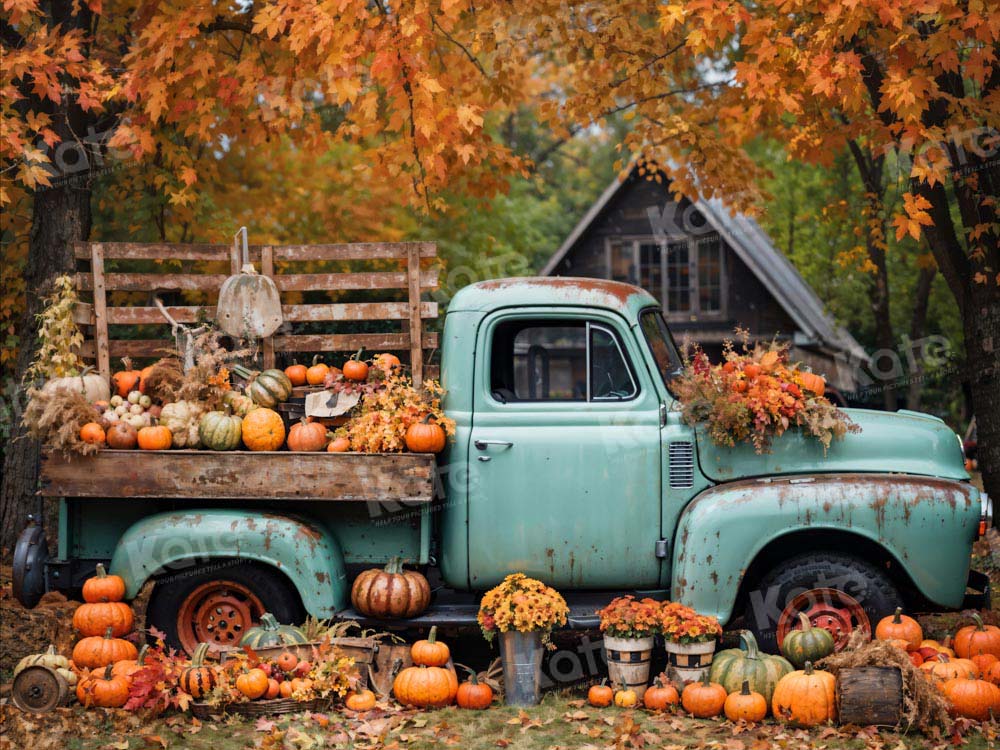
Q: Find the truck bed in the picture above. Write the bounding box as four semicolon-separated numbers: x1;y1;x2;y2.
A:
39;450;437;503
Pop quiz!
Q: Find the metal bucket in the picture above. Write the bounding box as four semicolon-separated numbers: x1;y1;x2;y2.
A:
603;636;654;699
499;631;543;706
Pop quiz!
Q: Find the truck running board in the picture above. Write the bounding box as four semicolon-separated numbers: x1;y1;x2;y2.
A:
337;603;602;630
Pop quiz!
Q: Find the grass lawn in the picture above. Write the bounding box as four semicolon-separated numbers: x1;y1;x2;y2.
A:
3;693;995;750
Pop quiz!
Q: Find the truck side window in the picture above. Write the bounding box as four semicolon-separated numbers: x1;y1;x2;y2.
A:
639;309;682;392
490;319;637;402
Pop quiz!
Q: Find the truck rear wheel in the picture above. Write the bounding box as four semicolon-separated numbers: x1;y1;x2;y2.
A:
146;561;304;656
742;552;902;654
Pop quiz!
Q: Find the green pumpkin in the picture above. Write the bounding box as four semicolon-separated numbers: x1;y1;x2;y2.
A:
247;369;293;408
709;630;793;705
198;408;243;451
239;612;308;649
222;390;256;418
780;612;835;668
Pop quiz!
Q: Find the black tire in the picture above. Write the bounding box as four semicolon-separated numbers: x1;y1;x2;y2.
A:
742;552;903;653
146;560;304;654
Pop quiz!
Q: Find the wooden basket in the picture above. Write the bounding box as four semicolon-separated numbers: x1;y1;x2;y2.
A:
220;638;376;690
191;697;331;720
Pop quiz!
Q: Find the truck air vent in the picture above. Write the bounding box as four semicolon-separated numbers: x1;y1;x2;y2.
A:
668;442;695;489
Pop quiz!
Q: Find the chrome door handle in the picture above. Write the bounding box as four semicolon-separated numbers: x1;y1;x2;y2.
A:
474;439;514;450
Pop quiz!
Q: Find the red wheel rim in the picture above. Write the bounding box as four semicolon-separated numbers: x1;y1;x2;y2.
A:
176;580;265;655
775;587;871;652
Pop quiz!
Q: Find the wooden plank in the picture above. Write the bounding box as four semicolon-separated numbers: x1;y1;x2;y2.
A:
273;270;438;292
73;302;95;325
39;450;437;502
75;242;436;262
271;332;438;353
90;245;111;380
79;339;178;359
91;301;438;325
407;244;424;386
77;273;229;292
261;245;276;369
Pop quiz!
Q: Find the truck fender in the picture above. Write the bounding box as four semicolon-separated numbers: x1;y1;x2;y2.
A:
108;509;348;617
671;473;979;623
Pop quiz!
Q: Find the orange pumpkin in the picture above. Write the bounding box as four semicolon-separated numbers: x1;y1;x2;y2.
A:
279;681;294;698
306;356;330;386
276;651;298;673
985;661;1000;686
327;436;350;452
955;613;1000;659
112;359;141;398
373;352;401;374
111;644;150;681
971;652;999;678
411;627;450;667
80;422;106;445
771;662;836;726
681;674;727;718
236;668;269;699
242;408;286;451
725;680;768;722
137;423;172;450
404;415;447;454
743;363;761;379
456;669;493;709
351;558;431;619
346;689;378;711
614;686;638;708
941;675;1000;720
287;417;328;452
920;654;976;685
105;421;138;450
76;664;130;708
265;678;281;700
342;351;369;382
73;601;134;637
797;371;825;396
393;665;458;708
72;627;138;669
642;675;679;710
178;643;216;698
284;361;308;387
588;679;613;707
875;607;923;650
82;564;126;603
137;364;156;393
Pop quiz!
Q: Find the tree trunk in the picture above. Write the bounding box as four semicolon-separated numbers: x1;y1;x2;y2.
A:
906;264;936;411
0;184;91;553
964;282;1000;509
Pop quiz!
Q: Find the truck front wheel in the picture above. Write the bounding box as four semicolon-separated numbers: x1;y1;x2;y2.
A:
742;552;903;654
146;561;304;656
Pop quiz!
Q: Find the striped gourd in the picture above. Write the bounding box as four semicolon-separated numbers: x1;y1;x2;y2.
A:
239;612;308;649
709;630;793;706
179;643;217;699
780;613;835;668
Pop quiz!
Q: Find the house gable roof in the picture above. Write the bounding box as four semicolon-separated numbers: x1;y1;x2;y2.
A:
541;167;867;361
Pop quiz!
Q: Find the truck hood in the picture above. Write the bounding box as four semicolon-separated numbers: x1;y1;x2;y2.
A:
696;408;969;483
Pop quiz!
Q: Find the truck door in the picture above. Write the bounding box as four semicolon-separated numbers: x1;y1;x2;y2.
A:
467;309;662;589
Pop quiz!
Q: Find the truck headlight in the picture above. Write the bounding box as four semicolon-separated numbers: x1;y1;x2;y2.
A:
980;492;993;537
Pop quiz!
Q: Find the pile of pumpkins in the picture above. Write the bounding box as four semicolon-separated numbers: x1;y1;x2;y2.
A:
585;608;1000;725
391;627;495;710
76;353;446;454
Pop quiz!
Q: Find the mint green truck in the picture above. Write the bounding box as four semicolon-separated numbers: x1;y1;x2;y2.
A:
14;277;991;655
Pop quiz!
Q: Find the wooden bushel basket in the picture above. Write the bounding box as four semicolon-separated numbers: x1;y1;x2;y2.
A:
836;666;903;727
220;637;376;690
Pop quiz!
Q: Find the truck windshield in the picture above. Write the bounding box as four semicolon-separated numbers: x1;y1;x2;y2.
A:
639;309;682;392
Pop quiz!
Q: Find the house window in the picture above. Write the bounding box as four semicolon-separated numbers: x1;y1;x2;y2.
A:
606;237;725;318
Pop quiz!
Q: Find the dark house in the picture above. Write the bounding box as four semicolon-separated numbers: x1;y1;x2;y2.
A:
541;166;865;393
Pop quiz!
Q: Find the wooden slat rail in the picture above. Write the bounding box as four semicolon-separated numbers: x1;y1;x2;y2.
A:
72;241;439;382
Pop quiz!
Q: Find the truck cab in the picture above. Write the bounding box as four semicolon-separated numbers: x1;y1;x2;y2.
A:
16;276;991;654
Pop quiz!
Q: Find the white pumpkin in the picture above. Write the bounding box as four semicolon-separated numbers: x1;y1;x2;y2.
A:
159;400;204;448
14;645;71;678
41;367;110;403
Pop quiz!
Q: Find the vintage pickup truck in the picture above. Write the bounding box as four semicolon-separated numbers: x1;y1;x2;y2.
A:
13;261;991;656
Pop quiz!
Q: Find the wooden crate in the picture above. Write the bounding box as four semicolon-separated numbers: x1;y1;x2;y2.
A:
70;241;439;385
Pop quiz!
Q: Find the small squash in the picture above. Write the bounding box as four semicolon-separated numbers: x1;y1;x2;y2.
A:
13;645;71;678
72;626;138;669
111;359;141;398
137;422;172;450
342;350;369;382
238;367;293;408
373;352;401;374
80;422;106;445
681;673;727;718
179;643;217;698
955;613;1000;659
82;564;126;603
76;664;130;708
73;600;134;637
198;407;243;451
287;417;328;452
404;415;447;454
780;612;835;668
393;665;458;708
771;662;836;726
240;613;308;649
327;435;350;452
588;678;613;707
159;400;204;448
236;668;269;699
941;675;1000;720
222;390;256;418
985;660;1000;686
346;689;378;711
411;627;450;667
614;685;638;708
875;607;923;650
306;356;330;386
241;408;286;451
972;652;999;678
105;421;138;449
921;653;976;684
284;361;308;387
456;668;493;709
265;678;281;700
724;680;768;722
642;674;679;711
